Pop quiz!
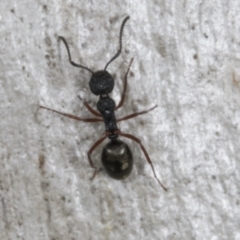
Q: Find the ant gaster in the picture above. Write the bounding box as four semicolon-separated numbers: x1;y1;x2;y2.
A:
40;16;167;191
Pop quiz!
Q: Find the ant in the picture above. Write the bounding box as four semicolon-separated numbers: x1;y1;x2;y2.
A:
40;16;167;191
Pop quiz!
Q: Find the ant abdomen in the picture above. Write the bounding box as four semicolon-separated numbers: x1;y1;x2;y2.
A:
101;139;133;180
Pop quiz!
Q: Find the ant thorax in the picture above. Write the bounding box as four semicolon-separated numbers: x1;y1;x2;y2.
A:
97;95;118;133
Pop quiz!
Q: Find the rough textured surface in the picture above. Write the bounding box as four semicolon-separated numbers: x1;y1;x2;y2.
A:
1;1;240;240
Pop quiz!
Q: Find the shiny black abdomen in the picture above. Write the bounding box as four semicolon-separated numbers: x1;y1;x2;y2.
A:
101;139;133;179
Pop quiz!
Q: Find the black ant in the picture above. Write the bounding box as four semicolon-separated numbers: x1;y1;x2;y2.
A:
40;16;167;191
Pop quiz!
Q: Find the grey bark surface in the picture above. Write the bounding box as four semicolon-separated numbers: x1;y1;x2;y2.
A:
1;1;240;240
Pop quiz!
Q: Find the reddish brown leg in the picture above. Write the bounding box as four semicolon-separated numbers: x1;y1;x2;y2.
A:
117;105;157;122
115;58;134;110
78;96;101;117
119;132;167;191
40;106;103;122
87;135;107;180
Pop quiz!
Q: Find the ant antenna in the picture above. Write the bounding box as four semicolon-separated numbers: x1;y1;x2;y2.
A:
58;36;94;74
104;16;130;70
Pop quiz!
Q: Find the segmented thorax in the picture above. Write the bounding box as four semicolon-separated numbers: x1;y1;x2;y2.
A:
97;95;118;136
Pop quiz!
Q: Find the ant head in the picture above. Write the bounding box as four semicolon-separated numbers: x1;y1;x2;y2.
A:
89;70;114;95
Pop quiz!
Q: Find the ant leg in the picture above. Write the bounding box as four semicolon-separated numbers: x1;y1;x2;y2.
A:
119;132;167;191
78;96;101;117
40;106;103;122
87;135;108;180
58;36;93;74
117;105;157;122
115;58;134;110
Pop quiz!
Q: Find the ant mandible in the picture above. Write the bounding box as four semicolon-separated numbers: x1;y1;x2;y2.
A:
40;16;167;191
